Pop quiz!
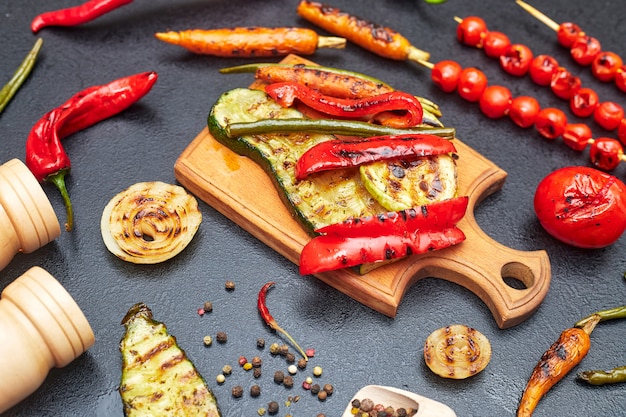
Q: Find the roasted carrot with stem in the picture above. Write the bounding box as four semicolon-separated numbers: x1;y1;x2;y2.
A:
517;315;601;417
296;1;430;62
155;27;345;57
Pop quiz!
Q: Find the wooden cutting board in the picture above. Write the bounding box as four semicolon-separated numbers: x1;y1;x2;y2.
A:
174;56;551;329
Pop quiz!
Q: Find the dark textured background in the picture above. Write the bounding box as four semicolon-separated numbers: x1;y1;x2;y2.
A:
1;1;625;416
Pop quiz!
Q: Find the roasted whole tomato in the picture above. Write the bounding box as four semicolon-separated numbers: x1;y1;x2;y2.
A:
534;166;626;248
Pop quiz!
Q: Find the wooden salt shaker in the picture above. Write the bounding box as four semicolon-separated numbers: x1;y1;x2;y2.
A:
0;158;61;272
0;266;95;413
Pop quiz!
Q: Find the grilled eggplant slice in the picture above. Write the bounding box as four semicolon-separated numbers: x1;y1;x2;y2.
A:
119;303;221;417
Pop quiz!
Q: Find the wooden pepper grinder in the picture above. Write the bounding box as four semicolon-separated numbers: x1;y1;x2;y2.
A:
0;266;95;413
0;158;61;272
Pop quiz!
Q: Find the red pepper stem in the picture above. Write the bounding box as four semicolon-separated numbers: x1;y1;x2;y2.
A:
269;319;309;362
47;169;73;232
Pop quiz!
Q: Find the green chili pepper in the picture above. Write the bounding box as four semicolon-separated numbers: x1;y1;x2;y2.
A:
0;38;43;115
575;305;626;328
225;118;455;140
577;365;626;385
423;0;448;3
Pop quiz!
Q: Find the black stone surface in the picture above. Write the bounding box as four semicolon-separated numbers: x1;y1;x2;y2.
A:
1;1;625;416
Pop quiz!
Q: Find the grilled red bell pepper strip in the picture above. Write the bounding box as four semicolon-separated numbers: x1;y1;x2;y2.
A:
265;82;423;128
316;196;468;238
31;0;133;33
295;133;456;180
25;71;158;231
300;226;466;275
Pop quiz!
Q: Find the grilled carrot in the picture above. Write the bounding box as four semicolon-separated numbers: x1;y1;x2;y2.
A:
517;315;600;417
155;27;345;57
296;1;430;62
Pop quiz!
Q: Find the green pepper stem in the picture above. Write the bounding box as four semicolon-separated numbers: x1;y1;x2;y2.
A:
270;320;308;362
47;170;73;232
575;305;626;328
226;118;456;140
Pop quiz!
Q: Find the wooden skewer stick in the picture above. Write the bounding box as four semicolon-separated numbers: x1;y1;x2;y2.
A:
515;0;560;31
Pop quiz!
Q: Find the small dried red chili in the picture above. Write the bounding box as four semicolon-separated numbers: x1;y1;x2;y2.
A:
499;43;533;77
31;0;133;33
295;134;456;180
570;35;602;66
265;82;423;128
25;71;158;231
258;282;308;361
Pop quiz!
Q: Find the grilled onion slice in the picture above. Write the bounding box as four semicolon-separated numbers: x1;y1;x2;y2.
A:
101;181;202;264
423;324;491;379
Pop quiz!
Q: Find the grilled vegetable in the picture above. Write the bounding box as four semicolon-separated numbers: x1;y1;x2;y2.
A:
155;27;345;57
119;303;221;417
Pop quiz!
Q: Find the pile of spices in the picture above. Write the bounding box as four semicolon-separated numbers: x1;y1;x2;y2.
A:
349;398;418;416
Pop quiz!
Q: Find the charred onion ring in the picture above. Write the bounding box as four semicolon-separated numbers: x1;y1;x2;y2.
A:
100;181;202;264
423;324;492;379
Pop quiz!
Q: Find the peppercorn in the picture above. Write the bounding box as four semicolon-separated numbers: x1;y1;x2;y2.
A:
323;383;334;396
203;301;213;312
313;366;322;377
316;414;325;417
279;344;289;356
396;408;408;417
238;356;248;366
287;365;298;375
297;358;307;369
267;401;279;415
351;399;361;408
269;342;281;355
243;362;253;371
273;370;285;384
310;384;320;394
302;381;311;390
216;374;225;384
203;335;212;346
253;367;262;379
250;384;261;397
376;410;386;417
257;407;266;416
197;308;205;316
225;280;235;290
257;338;266;349
285;352;296;363
360;398;374;412
231;385;244;398
293;395;300;403
216;331;227;344
385;406;395;416
251;356;263;367
317;390;327;401
222;364;232;375
283;375;294;388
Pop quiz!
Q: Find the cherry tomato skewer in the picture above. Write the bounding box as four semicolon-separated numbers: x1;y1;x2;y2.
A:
515;0;626;91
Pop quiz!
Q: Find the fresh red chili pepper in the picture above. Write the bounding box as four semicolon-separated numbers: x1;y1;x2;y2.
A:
31;0;133;33
25;71;158;231
570;35;602;66
592;51;623;82
529;55;559;86
265;82;423;128
479;85;512;119
456;16;488;47
482;31;511;58
509;96;540;128
569;88;599;118
589;137;624;171
257;282;308;361
294;134;457;180
457;67;487;102
535;108;567;140
315;196;468;238
550;68;581;100
556;22;582;48
431;60;462;93
499;43;533;77
300;226;466;275
562;124;592;151
594;101;624;131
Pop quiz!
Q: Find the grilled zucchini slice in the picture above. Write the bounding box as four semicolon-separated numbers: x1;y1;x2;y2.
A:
119;303;221;417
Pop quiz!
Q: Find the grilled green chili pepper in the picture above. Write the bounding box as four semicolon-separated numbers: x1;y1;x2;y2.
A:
0;38;43;115
575;305;626;328
577;365;626;385
225;118;455;140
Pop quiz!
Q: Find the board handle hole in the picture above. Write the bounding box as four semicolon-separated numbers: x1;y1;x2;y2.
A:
501;262;534;290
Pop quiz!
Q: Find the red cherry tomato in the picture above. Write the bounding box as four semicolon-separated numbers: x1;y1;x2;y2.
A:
550;68;581;100
534;166;626;248
592;51;623;82
618;119;626;145
479;85;512;118
509;96;540;128
594;101;625;131
457;16;488;47
457;67;488;102
562;123;592;151
557;22;582;48
535;108;567;139
615;66;626;92
569;88;599;118
570;35;602;66
499;44;533;76
483;31;511;58
589;137;624;171
529;55;559;86
431;60;462;93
